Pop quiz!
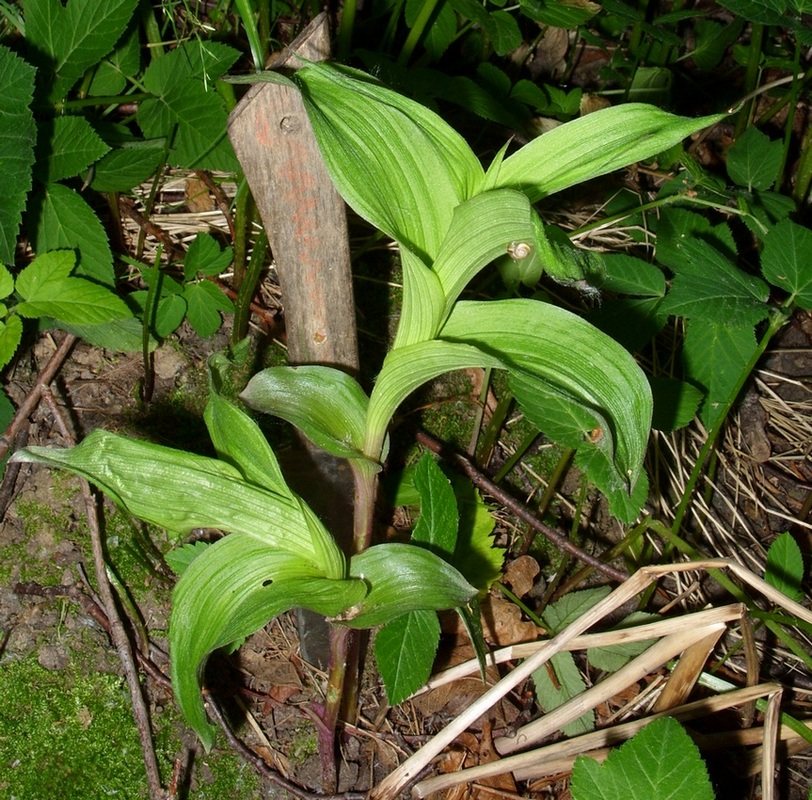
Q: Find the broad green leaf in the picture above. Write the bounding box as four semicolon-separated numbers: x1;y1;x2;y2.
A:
184;233;233;279
29;183;114;285
171;535;366;749
598;254;666;297
411;453;458;558
58;316;151;351
0;316;23;370
34;115;109;183
543;587;612;632
393;246;446;348
727;126;782;192
586;612;659;672
24;0;138;102
365;340;504;458
296;62;483;261
765;532;804;603
655;207;736;271
452;476;503;593
375;609;441;705
649;376;704;431
86;16;140;96
241;365;371;460
659;238;770;327
492;105;724;202
532;651;594;736
692;17;744;72
90;142;165;192
203;391;290;497
182;281;233;338
520;0;600;27
340;543;477;628
432;189;535;321
441;300;652;493
482;9;522;55
15;250;75;296
0;45;36;266
761;219;812;309
682;318;758;430
405;0;457;60
12;429;345;576
570;716;713;800
589;297;668;352
154;293;187;338
164;540;209;576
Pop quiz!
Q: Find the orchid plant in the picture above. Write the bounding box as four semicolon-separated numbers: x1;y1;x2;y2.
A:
13;61;721;767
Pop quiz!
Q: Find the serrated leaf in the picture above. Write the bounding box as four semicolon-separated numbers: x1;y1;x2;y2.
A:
765;532;804;603
570;716;714;800
182;280;233;338
376;609;440;705
87;17;140;96
543;587;612;631
171;535;366;749
0;315;23;370
483;10;522;55
405;0;457;60
58;316;152;352
532;651;594;736
90;142;165;192
12;429;346;576
682;318;759;430
649;376;704;431
154;292;186;337
586;612;659;672
241;365;370;460
589;297;668;353
727;126;782;192
692;17;743;72
164;540;210;576
0;45;36;266
184;232;233;280
34;115;109;183
16;250;75;296
660;238;770;327
599;254;666;297
492;105;724;203
411;454;458;558
29;183;114;285
341;543;477;628
16;278;131;324
761;219;812;309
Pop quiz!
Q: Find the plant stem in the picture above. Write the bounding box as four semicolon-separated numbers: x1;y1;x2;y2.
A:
337;0;358;60
397;0;441;66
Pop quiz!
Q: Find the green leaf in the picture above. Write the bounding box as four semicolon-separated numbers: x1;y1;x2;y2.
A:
184;233;233;279
57;316;151;352
182;281;233;338
241;365;371;460
90;141;165;192
761;219;812;309
727;126;782;192
589;297;668;353
404;0;457;60
86;17;140;96
0;45;36;266
12;429;346;576
375;609;441;705
598;254;666;297
0;315;23;370
692;17;744;72
296;62;483;262
29;183;114;285
171;535;366;749
543;587;612;631
682;318;758;430
586;612;659;672
649;376;704;431
411;454;458;558
483;9;522;55
164;540;209;576
492;105;724;202
34;115;109;183
659;238;770;327
765;532;804;603
532;651;594;736
24;0;139;102
393;246;446;348
16;249;75;294
520;0;600;27
341;543;477;628
441;300;652;497
570;716;714;800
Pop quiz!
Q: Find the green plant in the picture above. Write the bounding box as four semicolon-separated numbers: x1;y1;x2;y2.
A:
13;61;722;786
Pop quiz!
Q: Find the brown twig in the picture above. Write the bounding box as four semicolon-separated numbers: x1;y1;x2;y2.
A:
192;170;236;241
415;430;630;584
0;333;77;463
39;388;166;799
119;196;184;260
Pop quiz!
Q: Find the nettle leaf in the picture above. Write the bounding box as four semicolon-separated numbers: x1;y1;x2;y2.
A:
138;41;240;171
296;62;484;262
375;609;441;705
0;316;23;371
184;232;233;279
86;17;141;96
660;238;770;327
692;17;744;72
12;429;346;576
58;317;149;352
34;115;110;183
182;280;233;338
91;141;165;193
532;651;594;736
29;182;114;285
598;254;666;297
682;318;759;430
655;207;736;271
570;716;714;800
164;540;210;576
543;587;612;631
649;376;704;431
586;612;659;672
411;453;458;558
340;543;477;628
0;265;14;300
0;45;36;266
765;532;804;603
761;219;812;309
23;0;139;102
491;105;724;202
171;535;366;750
727;126;782;192
241;365;370;460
